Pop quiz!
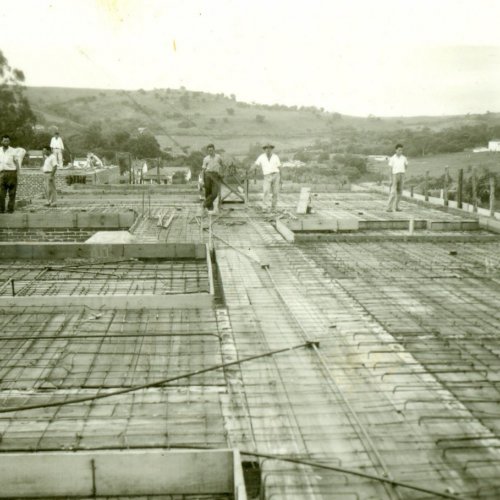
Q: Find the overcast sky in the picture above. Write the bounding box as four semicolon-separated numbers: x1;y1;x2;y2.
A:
1;0;500;116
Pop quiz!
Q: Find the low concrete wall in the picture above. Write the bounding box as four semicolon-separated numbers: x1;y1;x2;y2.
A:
0;242;208;260
0;212;135;229
0;449;246;498
0;228;95;242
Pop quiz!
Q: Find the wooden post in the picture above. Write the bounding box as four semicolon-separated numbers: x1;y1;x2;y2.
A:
457;168;463;209
157;157;160;185
490;175;496;217
245;177;249;203
208;213;213;251
424;170;429;201
128;154;132;184
444;167;449;207
410;185;414;198
472;168;478;213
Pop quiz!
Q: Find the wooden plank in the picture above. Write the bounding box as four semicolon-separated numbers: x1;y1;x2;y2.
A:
276;219;295;242
490;175;496;217
233;449;248;500
296;187;311;214
206;243;215;295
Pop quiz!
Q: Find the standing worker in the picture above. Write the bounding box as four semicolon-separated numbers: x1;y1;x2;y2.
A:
0;134;20;213
42;146;58;207
254;143;281;212
386;143;408;212
50;130;64;168
201;143;224;214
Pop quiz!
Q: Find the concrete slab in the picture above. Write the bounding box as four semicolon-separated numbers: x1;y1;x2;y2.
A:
85;231;136;243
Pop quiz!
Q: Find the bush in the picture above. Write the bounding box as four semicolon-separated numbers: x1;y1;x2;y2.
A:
178;120;195;128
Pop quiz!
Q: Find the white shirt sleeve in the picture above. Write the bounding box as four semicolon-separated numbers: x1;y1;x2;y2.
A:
50;138;56;148
275;155;281;168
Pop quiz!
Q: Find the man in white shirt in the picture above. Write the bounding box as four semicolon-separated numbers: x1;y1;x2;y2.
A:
254;143;281;211
50;131;64;168
201;143;224;214
42;146;58;207
0;135;20;213
386;143;408;212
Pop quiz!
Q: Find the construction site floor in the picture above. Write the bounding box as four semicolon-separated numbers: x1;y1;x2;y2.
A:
1;185;500;499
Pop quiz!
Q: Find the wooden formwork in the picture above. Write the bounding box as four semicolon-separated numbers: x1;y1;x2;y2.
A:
0;448;246;499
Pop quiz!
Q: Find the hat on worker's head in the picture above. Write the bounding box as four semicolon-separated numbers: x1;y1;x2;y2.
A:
262;143;274;150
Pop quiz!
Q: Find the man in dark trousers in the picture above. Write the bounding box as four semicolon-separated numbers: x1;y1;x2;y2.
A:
0;135;20;213
201;143;224;214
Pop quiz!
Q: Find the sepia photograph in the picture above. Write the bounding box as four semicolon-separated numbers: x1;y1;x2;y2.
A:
0;0;499;498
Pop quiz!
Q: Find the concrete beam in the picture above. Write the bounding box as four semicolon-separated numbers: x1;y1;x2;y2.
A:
359;220;428;230
0;293;214;309
0;449;244;498
427;220;479;231
291;232;498;243
479;216;500;234
0;212;135;229
0;242;207;260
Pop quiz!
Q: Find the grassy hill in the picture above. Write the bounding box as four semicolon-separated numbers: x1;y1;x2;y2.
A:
25;86;500;157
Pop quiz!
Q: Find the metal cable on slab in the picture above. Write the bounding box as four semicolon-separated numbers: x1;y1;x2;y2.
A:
0;341;317;414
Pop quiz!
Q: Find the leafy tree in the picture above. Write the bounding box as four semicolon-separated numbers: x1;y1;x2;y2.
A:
111;130;131;148
0;50;36;143
255;114;266;124
30;131;52;150
184;150;205;177
127;133;161;158
82;121;105;149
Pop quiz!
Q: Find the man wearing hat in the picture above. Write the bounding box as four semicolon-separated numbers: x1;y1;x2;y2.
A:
254;143;281;211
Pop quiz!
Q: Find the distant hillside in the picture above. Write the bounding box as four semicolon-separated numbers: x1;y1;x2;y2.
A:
24;86;500;156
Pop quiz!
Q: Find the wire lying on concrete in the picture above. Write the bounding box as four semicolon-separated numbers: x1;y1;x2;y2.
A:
240;450;459;499
160;444;458;499
0;341;318;414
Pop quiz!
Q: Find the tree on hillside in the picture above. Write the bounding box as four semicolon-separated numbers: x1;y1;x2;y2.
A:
111;130;131;148
82;122;105;149
0;50;36;143
127;133;161;158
